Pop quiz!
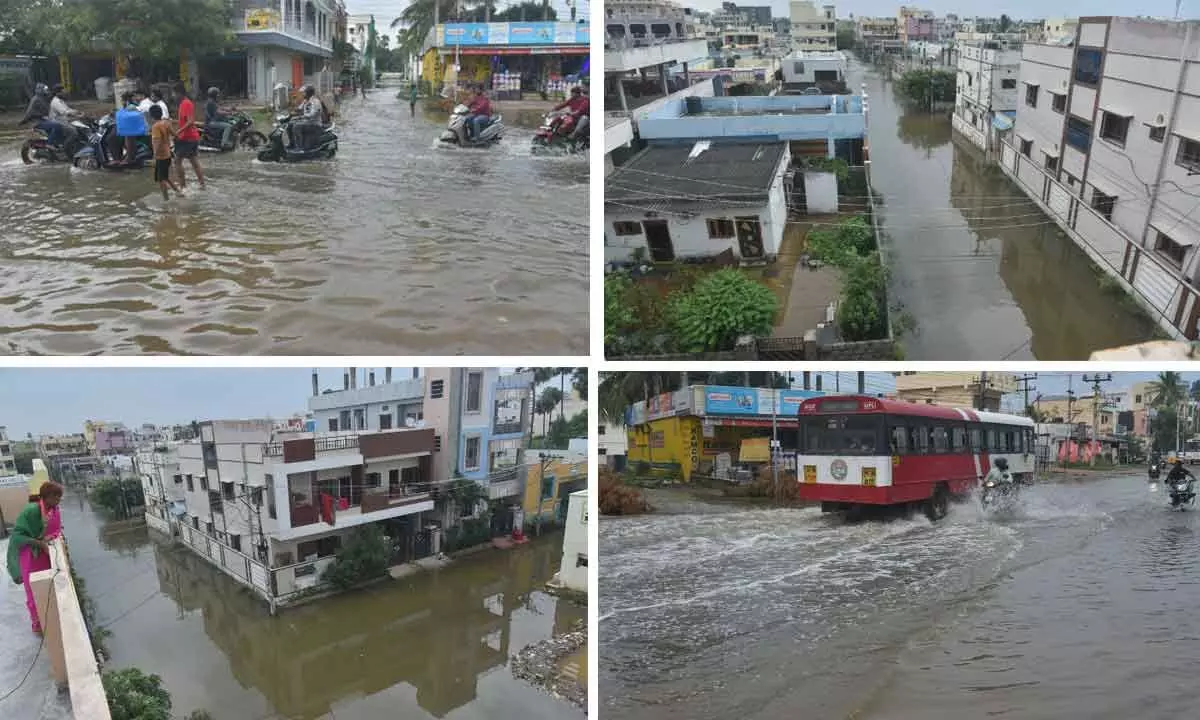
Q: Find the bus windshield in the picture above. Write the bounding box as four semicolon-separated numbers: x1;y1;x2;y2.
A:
801;415;883;455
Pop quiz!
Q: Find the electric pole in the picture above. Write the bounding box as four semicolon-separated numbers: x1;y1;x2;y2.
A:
1082;373;1112;466
975;371;989;411
1014;373;1037;417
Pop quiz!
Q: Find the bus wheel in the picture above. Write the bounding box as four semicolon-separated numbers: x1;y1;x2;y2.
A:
924;485;950;522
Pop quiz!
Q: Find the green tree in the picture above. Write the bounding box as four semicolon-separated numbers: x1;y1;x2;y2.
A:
1149;371;1186;409
90;477;144;520
17;0;233;59
448;477;488;514
998;14;1013;32
103;668;172;720
537;387;564;436
897;68;956;108
836;28;857;50
670;269;777;353
322;525;391;590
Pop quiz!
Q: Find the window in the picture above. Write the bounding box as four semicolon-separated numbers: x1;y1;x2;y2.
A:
366;472;381;488
932;426;949;452
1091;189;1116;221
801;415;883;455
298;536;341;559
466;371;483;413
205;521;214;536
173;474;182;484
889;424;909;454
612;221;641;236
707;218;735;238
1176;137;1200;173
192;516;200;530
952;427;968;452
598;425;606;435
1001;78;1017;89
465;436;481;470
230;534;242;552
1051;92;1066;114
353;408;365;430
251;487;263;507
1020;138;1033;157
328;418;338;431
1025;84;1038;108
434;434;442;452
793;61;805;75
1066;116;1092;152
1155;230;1188;268
541;472;556;500
1150;125;1166;143
186;474;194;491
987;428;998;452
339;410;351;430
909;425;930;454
969;428;983;452
379;413;392;430
200;475;209;491
1100;112;1129;145
1044;154;1058;172
222;482;234;500
1065;172;1078;187
430;380;445;399
1074;48;1103;86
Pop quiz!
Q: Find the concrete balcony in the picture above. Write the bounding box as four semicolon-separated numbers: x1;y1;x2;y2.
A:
265;427;436;474
282;485;434;541
606;37;710;73
234;3;335;57
0;537;108;720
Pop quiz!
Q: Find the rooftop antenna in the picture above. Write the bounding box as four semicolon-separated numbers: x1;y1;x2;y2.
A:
1177;0;1183;19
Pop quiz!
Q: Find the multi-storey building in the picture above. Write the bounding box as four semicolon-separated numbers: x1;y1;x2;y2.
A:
898;6;935;44
233;0;347;101
1004;17;1200;341
789;1;836;50
952;34;1022;152
0;426;15;477
892;372;1018;411
138;368;534;611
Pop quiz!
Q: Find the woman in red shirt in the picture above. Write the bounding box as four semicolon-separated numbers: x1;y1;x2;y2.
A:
172;82;206;190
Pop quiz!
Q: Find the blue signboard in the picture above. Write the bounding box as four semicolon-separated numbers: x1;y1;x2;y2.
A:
442;22;589;46
777;390;823;415
704;387;759;415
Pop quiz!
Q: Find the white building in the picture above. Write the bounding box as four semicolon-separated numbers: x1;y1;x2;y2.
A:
952;35;1022;152
553;490;587;593
598;422;628;468
0;426;14;477
605;142;791;264
789;1;836;50
1003;16;1200;341
234;0;342;101
345;14;375;77
780;50;847;89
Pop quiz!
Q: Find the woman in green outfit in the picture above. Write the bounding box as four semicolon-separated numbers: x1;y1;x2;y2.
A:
6;481;64;633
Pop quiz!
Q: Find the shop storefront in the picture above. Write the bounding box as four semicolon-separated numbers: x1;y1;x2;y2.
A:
422;21;590;99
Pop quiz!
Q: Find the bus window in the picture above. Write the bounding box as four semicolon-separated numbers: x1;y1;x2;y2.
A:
969;428;982;452
987;428;998;452
909;425;929;454
889;423;909;454
801;415;883;455
952;426;967;452
932;426;949;453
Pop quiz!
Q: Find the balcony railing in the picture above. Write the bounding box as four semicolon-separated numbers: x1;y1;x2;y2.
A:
264;434;359;457
493;421;525;436
290;483;434;527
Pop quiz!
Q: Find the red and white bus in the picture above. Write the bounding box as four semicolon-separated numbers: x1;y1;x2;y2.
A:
795;396;1035;520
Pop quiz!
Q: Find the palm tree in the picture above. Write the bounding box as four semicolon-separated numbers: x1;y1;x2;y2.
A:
537;387;563;438
1148;371;1186;409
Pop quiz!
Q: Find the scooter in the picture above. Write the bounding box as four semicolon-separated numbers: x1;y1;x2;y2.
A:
256;114;338;162
439;104;505;148
72;114;153;171
199;110;268;153
531;110;588;155
20;118;96;165
1168;473;1196;510
980;474;1019;512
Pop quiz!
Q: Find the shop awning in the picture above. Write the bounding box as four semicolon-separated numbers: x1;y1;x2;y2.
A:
992;113;1014;131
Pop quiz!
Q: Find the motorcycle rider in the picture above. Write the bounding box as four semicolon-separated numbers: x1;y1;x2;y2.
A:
204;87;235;151
18;83;59;146
552;85;590;142
290;85;324;151
983;457;1014;492
1167;458;1195;486
48;84;82;150
464;86;493;141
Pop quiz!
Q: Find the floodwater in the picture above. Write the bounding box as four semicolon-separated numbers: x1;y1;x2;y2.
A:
0;89;588;355
855;59;1158;359
599;473;1200;720
59;493;584;720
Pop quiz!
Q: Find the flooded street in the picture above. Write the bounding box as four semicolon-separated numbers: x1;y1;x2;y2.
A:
60;492;584;720
856;60;1158;359
599;473;1200;720
0;91;587;355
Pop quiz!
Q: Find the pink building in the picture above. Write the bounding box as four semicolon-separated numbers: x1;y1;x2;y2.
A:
905;17;936;41
94;429;131;454
1133;408;1150;438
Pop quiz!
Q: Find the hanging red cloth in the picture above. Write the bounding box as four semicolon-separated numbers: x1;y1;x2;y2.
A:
320;493;335;525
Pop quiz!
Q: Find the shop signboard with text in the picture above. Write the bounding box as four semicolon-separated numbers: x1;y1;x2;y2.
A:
441;22;590;46
704;387;759;415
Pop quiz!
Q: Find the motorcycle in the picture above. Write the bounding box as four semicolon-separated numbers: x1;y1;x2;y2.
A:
199;110;268;153
531;110;589;155
439;104;505;148
1149;462;1162;481
20;118;96;165
256;114;338;163
1167;474;1196;510
72;114;153;171
980;473;1019;512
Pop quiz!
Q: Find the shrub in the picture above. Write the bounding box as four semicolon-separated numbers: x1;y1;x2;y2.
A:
599;469;653;515
669;269;777;352
806;217;874;267
322;525;391;590
837;256;888;341
443;517;492;552
103;668;172;720
90;477;144;519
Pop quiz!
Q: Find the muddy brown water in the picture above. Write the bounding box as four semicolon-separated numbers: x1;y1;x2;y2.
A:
599;474;1200;720
60;492;584;720
0;92;587;355
855;60;1158;359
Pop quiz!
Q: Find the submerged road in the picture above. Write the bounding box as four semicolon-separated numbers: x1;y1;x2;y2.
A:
0;90;588;355
599;472;1200;719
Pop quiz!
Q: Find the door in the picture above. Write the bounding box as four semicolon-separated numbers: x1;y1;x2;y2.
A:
291;55;304;90
735;216;765;258
642;220;675;261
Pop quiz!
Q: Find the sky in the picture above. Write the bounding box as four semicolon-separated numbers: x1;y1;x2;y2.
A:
344;0;587;41
685;1;1192;20
0;367;563;438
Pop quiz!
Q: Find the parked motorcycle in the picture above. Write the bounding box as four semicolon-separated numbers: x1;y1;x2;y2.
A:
199;110;268;153
1168;474;1196;510
531;110;588;155
256;114;338;163
20;118;96;165
72;114;153;171
439;104;504;148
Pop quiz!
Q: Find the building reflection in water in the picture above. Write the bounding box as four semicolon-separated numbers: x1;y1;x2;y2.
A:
150;533;582;719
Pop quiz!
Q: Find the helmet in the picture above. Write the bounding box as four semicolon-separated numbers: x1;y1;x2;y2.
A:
34;83;48;97
570;85;582;95
207;86;220;98
303;85;315;98
52;84;65;95
994;457;1009;470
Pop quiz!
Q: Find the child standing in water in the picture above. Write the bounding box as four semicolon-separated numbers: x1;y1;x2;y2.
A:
149;104;180;201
